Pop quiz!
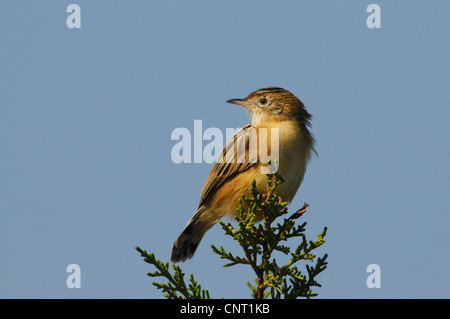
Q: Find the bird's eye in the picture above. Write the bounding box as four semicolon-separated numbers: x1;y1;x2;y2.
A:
259;97;267;105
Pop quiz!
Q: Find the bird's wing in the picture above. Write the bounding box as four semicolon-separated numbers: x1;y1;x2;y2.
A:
198;123;258;206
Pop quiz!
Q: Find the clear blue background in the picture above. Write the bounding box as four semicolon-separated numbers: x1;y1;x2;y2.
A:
1;1;449;298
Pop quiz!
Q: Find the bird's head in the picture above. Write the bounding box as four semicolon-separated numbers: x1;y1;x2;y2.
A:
226;87;311;126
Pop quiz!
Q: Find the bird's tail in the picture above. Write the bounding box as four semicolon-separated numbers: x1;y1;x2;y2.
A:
170;206;219;263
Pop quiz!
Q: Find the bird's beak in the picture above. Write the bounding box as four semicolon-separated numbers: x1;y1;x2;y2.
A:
226;98;253;110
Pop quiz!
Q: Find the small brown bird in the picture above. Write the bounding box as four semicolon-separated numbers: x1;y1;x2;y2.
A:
171;87;315;263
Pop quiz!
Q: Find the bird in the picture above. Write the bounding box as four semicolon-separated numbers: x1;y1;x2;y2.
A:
170;87;315;263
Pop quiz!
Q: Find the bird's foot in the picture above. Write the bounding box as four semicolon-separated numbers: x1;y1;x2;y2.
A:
261;193;283;203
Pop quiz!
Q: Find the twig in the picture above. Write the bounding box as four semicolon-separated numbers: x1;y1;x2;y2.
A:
288;203;309;220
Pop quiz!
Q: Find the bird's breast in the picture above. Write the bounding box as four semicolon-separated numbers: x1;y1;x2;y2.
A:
258;121;313;202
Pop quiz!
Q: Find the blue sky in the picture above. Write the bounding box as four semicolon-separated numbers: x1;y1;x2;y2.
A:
1;1;449;298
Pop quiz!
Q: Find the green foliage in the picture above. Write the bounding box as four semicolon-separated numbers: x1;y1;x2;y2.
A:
136;173;328;299
135;247;210;299
210;173;328;299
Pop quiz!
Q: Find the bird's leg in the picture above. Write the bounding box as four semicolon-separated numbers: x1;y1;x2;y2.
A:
261;193;267;202
261;193;283;203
